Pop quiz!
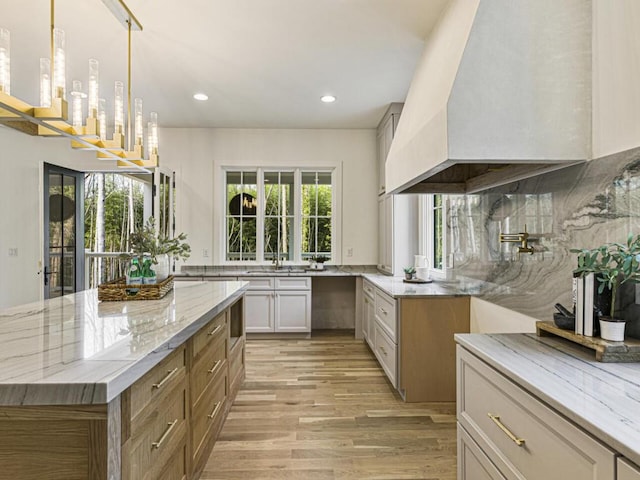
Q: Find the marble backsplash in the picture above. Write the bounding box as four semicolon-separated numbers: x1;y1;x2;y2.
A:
446;147;640;338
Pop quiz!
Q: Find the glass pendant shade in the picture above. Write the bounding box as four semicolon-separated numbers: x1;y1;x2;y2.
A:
148;111;158;156
70;80;86;130
88;59;99;118
98;98;106;140
53;28;66;99
134;97;143;145
114;81;124;135
39;58;51;107
0;28;10;95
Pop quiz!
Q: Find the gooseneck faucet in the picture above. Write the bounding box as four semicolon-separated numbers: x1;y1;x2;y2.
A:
499;224;535;254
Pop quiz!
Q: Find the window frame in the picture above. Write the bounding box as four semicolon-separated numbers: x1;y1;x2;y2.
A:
419;194;447;278
221;166;337;265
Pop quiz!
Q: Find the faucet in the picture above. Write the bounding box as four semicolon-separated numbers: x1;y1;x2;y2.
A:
499;224;535;254
272;255;283;270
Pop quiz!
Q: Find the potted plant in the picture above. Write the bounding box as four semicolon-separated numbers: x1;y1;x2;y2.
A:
572;233;640;341
403;266;416;280
310;255;330;270
123;218;191;284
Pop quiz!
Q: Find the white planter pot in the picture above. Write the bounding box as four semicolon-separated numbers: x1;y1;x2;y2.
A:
599;318;626;342
155;254;170;281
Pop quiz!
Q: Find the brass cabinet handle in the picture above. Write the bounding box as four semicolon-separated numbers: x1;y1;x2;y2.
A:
152;367;178;390
379;307;387;315
379;345;387;356
208;324;223;336
488;413;525;446
208;360;222;374
208;401;222;419
152;419;178;449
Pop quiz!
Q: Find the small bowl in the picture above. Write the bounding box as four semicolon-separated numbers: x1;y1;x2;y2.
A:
553;312;575;330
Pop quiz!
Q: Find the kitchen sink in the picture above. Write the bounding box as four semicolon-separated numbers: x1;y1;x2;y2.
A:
242;268;307;274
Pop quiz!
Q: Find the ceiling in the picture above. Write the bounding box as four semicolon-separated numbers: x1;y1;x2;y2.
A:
1;0;450;129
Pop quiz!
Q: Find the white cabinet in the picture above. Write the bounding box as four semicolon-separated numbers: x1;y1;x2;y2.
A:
457;346;615;480
619;458;640;480
242;276;311;333
362;280;375;349
378;194;419;276
275;290;311;333
377;103;403;195
244;291;275;333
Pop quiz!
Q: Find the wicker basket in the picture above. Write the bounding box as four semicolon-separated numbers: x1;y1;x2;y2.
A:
98;275;174;301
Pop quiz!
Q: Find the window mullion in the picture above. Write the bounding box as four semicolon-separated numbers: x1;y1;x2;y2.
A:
257;169;265;263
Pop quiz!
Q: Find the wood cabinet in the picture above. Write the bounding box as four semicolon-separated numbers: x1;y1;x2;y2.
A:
242;276;311;333
377;103;403;195
360;280;469;402
457;346;615;480
377;194;419;276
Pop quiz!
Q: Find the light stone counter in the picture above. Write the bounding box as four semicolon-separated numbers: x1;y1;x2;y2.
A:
0;280;247;406
455;333;640;466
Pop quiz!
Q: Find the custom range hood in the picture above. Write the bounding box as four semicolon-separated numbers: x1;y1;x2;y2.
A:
386;0;592;195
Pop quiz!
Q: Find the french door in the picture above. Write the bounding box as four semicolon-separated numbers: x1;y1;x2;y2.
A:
43;164;84;299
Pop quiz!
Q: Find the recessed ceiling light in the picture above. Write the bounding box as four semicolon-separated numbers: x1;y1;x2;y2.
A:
320;95;336;103
193;93;208;101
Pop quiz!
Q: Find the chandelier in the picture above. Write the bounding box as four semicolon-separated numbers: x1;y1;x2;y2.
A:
0;0;159;171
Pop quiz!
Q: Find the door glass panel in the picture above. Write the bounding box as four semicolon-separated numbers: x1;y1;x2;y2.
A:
62;174;76;246
49;247;63;298
63;247;75;295
49;173;62;247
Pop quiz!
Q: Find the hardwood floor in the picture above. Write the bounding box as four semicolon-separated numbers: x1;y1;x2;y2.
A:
202;330;457;480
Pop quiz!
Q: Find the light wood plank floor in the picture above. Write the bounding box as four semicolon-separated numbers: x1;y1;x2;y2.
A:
202;330;457;480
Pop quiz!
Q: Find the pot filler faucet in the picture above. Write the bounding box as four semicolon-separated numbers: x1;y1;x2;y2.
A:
499;224;535;254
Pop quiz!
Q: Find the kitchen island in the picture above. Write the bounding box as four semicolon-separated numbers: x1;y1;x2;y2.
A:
0;280;247;480
456;333;640;478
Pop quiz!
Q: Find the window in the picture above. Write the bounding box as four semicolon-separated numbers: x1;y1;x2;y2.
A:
224;169;334;263
420;194;446;274
301;171;332;260
226;171;258;261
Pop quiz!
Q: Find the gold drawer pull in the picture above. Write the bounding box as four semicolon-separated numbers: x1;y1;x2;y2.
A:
379;307;387;315
379;345;387;356
152;367;178;390
208;360;222;374
152;419;178;449
208;324;223;337
208;401;222;419
488;413;525;447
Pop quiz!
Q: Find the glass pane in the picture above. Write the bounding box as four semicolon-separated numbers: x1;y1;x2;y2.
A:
317;172;332;185
434;204;443;270
264;217;293;261
302;184;316;216
49;247;63;298
63;247;75;294
62;175;76;247
302;217;316;254
316;184;332;216
264;217;278;260
241;220;257;260
317;218;332;255
227;217;241;259
264;181;279;217
49;173;62;247
280;172;294;213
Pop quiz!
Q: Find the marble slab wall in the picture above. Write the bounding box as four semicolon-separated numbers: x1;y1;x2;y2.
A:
446;147;640;338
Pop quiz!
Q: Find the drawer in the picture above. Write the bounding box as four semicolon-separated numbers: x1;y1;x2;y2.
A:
458;424;506;480
204;276;237;282
374;289;397;340
191;367;228;462
274;276;311;290
619;458;640;480
363;280;375;300
130;346;186;420
190;332;227;406
156;439;187;480
128;380;187;480
238;276;275;290
374;321;397;387
457;347;615;480
229;337;245;390
192;311;227;360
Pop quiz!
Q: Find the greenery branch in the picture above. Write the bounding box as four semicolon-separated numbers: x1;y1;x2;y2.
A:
121;217;191;264
571;233;640;318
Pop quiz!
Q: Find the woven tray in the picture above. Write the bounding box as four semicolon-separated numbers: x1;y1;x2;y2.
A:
98;275;174;301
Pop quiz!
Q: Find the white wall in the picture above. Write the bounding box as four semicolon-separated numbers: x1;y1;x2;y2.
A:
160;128;378;266
592;0;640;158
0;126;98;309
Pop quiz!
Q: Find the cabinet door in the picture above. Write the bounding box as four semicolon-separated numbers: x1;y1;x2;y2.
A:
377;131;386;195
384;196;393;273
244;291;274;333
365;295;375;349
362;295;371;342
378;197;388;273
275;291;311;333
619;458;640;480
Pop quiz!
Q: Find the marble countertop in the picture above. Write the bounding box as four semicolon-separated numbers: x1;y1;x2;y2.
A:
456;333;640;466
178;265;379;277
362;274;481;298
0;281;247;406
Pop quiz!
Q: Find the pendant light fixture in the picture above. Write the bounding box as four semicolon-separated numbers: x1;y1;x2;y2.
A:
0;0;159;172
